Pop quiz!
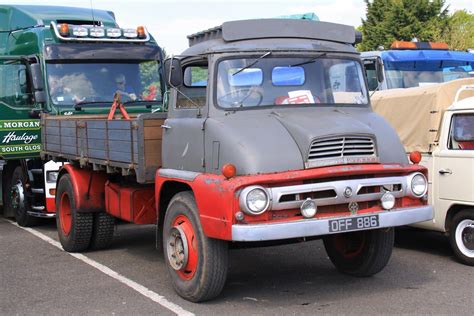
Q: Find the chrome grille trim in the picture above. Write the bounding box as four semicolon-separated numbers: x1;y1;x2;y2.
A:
306;135;378;168
268;175;408;211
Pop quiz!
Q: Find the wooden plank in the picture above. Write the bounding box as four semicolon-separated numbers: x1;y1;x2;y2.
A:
88;149;107;159
60;120;76;128
60;136;77;147
61;145;77;155
144;139;161;154
108;129;131;141
45;126;60;136
109;140;133;153
45;120;59;127
87;128;107;140
45;143;60;152
107;120;131;130
145;152;161;167
109;150;132;163
144;126;162;140
45;135;60;145
87;139;106;150
61;127;77;137
144;119;164;127
87;121;106;129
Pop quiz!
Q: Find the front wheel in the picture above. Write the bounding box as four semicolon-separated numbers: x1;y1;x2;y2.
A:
163;191;228;302
323;228;394;277
449;210;474;266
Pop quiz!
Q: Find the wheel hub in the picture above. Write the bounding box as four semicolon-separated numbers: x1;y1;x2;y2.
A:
462;224;474;251
11;181;25;210
455;219;474;257
167;226;189;271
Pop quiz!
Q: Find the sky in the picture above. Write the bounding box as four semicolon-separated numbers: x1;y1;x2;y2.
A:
2;0;473;54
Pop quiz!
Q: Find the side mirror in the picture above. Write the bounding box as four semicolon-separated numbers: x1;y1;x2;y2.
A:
375;57;384;83
30;63;45;91
164;58;183;87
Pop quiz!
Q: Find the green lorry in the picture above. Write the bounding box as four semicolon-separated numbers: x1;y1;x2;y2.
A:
0;5;164;225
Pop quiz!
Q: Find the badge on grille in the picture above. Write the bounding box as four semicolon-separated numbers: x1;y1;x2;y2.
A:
348;202;359;214
344;186;353;198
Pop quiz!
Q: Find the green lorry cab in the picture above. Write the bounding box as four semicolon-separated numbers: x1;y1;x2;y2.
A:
0;5;164;225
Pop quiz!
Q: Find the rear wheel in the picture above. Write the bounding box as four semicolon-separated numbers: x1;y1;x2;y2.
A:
90;212;115;250
449;210;474;266
323;228;394;276
163;191;228;302
56;174;93;252
11;166;38;227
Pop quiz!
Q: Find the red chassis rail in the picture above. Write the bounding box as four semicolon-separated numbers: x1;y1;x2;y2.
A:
155;163;430;241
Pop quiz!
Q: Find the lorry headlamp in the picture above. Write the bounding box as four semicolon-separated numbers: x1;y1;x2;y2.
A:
72;26;88;37
106;28;122;38
409;173;428;197
89;27;105;37
240;186;269;215
123;28;138;38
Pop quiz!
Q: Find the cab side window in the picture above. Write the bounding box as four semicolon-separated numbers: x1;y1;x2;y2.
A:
448;114;474;150
0;61;32;106
176;65;207;108
363;59;378;91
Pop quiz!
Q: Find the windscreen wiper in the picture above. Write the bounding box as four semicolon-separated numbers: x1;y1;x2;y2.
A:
232;51;271;76
73;101;110;110
290;53;327;67
123;100;161;108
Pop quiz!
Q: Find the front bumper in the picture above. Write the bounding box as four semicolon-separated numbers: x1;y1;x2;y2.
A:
231;205;433;241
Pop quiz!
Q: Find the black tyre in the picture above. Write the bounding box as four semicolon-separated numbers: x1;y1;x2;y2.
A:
1;164;16;218
163;191;228;302
323;228;394;277
90;212;115;250
10;166;38;227
449;210;474;266
56;174;93;252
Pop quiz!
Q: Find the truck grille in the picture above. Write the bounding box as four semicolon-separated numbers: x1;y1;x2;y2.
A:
306;135;378;168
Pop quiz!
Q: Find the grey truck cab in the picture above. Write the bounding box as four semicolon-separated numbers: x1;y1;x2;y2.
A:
42;19;433;302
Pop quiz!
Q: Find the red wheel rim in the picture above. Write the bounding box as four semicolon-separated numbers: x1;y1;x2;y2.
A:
171;214;198;280
333;231;366;259
59;192;72;236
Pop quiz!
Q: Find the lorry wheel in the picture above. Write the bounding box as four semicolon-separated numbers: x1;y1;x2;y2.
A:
323;228;394;277
90;212;115;250
11;166;38;227
56;174;93;252
163;191;228;302
449;210;474;266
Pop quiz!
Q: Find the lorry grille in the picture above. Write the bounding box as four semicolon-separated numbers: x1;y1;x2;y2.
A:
306;135;378;168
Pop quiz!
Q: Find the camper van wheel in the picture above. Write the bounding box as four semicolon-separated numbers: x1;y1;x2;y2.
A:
449;210;474;266
56;174;93;252
323;228;394;276
163;191;228;302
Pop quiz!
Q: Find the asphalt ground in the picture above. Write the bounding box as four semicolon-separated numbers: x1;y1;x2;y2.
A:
1;218;473;315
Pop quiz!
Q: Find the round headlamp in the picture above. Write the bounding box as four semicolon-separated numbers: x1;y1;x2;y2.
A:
381;192;396;210
300;198;317;218
239;186;270;215
409;173;428;197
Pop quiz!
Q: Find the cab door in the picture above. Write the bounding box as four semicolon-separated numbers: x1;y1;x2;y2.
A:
437;112;474;203
0;57;43;159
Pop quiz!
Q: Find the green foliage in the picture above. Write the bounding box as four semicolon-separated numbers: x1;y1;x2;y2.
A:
359;0;449;51
436;10;474;51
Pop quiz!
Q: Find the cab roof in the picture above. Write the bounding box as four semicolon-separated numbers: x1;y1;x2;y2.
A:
362;50;474;63
0;5;117;32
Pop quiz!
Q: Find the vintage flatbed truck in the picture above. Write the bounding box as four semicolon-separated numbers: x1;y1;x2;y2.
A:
0;5;163;225
42;19;433;302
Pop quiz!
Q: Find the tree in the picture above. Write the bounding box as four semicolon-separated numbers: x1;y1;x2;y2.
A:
359;0;449;51
436;10;474;51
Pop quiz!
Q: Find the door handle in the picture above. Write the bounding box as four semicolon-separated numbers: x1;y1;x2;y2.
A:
161;124;171;129
439;169;452;175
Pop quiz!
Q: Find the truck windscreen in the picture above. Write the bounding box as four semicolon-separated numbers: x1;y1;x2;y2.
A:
385;60;474;89
46;60;161;107
214;57;368;108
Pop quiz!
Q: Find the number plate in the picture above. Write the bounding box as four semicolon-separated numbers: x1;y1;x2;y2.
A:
328;215;379;233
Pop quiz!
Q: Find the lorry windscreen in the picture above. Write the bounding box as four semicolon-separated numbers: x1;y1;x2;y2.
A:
215;57;368;109
46;60;161;107
385;60;474;89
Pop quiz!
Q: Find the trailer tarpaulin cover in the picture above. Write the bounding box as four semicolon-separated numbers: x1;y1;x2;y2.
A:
371;78;474;153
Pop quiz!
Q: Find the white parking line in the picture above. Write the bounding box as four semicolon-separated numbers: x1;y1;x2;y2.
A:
8;220;194;316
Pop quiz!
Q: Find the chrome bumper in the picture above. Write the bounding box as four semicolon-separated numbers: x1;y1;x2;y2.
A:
231;205;433;242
